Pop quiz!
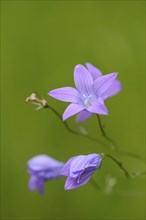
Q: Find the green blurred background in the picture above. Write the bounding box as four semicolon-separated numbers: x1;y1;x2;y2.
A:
1;0;145;219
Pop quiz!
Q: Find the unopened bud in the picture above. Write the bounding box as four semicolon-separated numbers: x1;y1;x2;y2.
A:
25;93;47;110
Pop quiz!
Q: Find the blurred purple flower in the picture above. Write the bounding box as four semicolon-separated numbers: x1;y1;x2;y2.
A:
48;64;120;121
61;153;102;190
27;155;64;194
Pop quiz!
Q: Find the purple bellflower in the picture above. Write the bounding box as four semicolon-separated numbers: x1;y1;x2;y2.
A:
48;64;121;122
77;63;122;122
61;153;103;190
27;155;64;194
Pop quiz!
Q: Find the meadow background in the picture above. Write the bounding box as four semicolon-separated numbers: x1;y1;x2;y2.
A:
1;1;145;219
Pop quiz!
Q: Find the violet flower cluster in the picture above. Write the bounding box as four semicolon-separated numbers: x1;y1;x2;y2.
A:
27;63;122;194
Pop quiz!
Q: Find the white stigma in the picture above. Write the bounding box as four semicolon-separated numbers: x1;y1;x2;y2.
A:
82;94;96;108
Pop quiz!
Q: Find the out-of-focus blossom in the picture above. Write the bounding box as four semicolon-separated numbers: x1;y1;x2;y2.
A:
27;155;64;194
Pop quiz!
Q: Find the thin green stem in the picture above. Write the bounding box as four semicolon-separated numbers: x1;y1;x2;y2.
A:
96;114;118;150
105;154;131;178
115;148;143;161
89;178;102;192
96;115;143;161
44;104;104;146
131;171;146;178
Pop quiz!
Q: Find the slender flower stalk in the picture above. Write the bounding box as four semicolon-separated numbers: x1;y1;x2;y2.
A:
44;103;105;146
131;171;146;178
105;154;131;178
89;178;102;192
26;93;103;145
96;114;118;150
96;114;143;161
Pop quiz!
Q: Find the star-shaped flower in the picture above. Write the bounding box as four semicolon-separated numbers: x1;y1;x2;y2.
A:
48;64;120;121
77;63;122;122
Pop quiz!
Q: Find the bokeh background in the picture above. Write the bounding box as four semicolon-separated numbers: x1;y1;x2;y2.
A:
1;0;145;219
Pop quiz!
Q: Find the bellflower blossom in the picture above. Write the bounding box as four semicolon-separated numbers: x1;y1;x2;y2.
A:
48;64;120;121
27;155;64;194
76;63;122;122
61;153;103;190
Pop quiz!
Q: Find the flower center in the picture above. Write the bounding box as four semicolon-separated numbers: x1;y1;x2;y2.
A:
82;94;96;108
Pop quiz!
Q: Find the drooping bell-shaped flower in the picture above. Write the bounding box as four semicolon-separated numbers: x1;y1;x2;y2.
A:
61;153;103;190
27;155;64;194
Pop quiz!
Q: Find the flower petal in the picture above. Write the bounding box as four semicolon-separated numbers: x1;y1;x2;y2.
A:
62;103;84;121
74;64;94;96
37;178;45;194
60;157;75;176
28;175;38;191
70;154;101;177
63;154;103;190
93;73;118;97
88;98;108;115
77;110;92;122
101;80;122;100
27;155;63;171
85;63;102;80
78;169;95;184
48;87;80;103
28;175;44;194
64;176;90;190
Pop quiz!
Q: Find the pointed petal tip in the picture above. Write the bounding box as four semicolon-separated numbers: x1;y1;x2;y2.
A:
48;90;53;96
103;108;109;115
74;64;84;69
64;186;70;190
104;110;109;115
74;64;90;74
62;114;67;121
85;62;92;68
110;72;118;78
105;72;118;80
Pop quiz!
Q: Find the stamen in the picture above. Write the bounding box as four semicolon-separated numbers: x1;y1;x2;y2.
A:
82;94;96;108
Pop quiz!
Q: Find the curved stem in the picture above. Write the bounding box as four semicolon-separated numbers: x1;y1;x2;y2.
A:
44;104;104;146
105;154;131;178
96;115;143;161
115;148;143;161
131;171;146;178
96;114;118;150
90;178;102;192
